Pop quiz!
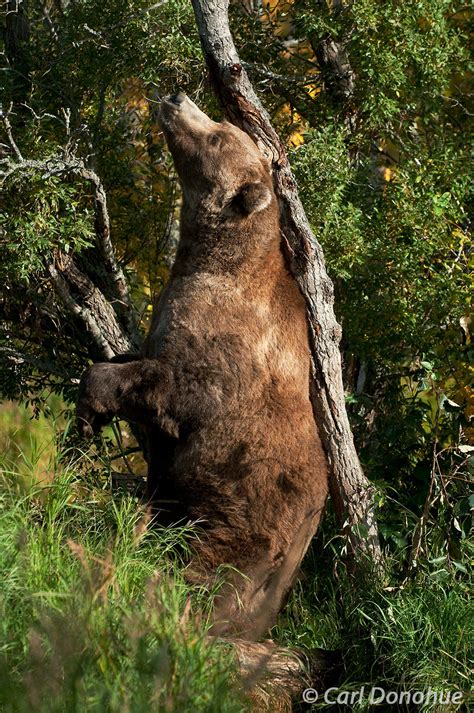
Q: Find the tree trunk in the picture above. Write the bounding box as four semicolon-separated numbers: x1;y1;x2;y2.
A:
190;0;382;568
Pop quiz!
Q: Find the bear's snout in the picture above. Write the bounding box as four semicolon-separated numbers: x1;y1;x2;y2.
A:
168;92;186;106
159;93;217;133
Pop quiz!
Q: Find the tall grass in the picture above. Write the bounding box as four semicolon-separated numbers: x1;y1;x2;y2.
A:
0;398;65;482
274;544;472;711
0;461;248;712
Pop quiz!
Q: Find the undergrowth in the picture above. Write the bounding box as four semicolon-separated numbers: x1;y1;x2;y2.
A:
0;454;249;713
0;411;472;712
275;536;472;711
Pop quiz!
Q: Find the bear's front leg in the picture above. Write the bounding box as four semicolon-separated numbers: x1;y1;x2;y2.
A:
76;363;124;437
77;359;175;438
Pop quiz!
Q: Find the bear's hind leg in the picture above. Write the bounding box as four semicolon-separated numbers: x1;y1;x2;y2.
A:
209;506;324;640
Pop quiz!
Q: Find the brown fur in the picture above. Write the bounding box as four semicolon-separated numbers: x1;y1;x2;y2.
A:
77;93;328;640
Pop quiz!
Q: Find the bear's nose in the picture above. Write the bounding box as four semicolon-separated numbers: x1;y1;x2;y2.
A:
169;92;186;106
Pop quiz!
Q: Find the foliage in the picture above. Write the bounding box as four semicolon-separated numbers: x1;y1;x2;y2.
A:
231;0;472;567
1;418;471;711
0;175;93;281
276;541;472;710
1;0;205;399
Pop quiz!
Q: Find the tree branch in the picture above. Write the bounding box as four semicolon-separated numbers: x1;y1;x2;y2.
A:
0;108;23;161
190;0;382;568
0;149;140;347
48;255;133;360
312;35;356;130
0;345;78;382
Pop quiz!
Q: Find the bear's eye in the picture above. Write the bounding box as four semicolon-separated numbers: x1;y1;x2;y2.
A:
208;134;221;147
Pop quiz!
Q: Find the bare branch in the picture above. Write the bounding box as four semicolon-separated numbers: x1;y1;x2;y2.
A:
0;345;78;382
52;0;169;57
41;2;60;42
0;106;23;161
48;256;133;360
47;263;114;361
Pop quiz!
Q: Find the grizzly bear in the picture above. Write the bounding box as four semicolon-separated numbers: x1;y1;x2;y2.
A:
77;92;328;640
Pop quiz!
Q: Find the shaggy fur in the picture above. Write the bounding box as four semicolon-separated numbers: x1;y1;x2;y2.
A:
77;93;329;640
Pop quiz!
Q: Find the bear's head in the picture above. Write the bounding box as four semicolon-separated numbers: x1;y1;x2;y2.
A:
158;93;276;224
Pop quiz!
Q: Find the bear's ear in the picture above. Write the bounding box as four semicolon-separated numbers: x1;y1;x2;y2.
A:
228;181;272;217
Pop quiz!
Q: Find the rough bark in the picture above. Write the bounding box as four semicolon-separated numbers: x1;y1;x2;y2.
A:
78;166;139;342
313;35;356;132
190;0;382;567
48;254;133;361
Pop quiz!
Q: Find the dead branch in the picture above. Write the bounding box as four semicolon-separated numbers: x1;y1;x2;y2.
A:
48;256;133;360
0;345;78;382
0;107;23;161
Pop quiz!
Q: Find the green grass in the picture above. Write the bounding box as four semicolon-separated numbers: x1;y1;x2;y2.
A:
275;546;472;711
0;459;249;712
0;398;66;482
0;403;472;711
